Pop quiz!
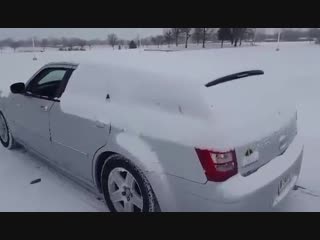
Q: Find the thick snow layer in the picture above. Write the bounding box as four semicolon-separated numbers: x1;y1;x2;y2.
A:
58;58;295;150
62;62;209;118
0;42;320;211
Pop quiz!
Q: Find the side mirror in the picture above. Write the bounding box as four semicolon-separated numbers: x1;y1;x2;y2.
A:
10;82;26;94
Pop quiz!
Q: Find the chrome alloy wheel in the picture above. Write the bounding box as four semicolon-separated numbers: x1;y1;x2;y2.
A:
108;167;144;212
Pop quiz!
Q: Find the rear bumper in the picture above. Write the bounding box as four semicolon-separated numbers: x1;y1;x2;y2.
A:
150;135;303;211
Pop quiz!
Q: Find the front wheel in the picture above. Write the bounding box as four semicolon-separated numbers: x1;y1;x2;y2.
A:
101;155;159;212
0;112;16;149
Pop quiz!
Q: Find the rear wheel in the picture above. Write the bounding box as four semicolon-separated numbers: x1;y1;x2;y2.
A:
101;155;158;212
0;112;16;149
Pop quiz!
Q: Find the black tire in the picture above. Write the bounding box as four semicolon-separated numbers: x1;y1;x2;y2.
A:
0;111;16;149
101;154;159;212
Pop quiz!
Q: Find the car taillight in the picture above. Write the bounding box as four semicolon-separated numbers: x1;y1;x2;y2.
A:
195;148;238;182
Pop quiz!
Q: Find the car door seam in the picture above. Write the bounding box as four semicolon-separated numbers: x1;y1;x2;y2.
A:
52;139;89;157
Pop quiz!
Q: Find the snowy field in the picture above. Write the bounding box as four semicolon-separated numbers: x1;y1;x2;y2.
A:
0;42;320;211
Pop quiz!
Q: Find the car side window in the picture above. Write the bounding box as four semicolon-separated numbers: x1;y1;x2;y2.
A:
26;68;68;99
37;70;66;86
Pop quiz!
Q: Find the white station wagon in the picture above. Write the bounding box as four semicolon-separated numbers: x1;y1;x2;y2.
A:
0;61;303;212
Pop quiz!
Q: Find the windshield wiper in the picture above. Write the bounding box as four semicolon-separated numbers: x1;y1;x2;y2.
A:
205;70;264;88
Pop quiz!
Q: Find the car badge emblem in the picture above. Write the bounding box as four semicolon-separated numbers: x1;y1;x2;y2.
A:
245;149;253;157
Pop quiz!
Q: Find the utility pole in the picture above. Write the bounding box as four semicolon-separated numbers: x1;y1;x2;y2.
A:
138;34;141;48
252;28;257;46
276;28;281;51
32;37;37;60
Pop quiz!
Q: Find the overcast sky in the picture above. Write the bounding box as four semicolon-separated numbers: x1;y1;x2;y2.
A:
0;28;307;40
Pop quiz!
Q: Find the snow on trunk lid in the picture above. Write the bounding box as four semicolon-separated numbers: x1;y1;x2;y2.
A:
237;114;297;176
202;72;298;175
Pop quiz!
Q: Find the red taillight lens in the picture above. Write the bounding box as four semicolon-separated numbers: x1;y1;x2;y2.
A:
195;148;238;182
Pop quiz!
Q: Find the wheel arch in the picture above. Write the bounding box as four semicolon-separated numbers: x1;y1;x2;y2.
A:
93;143;164;193
94;150;117;192
92;131;178;211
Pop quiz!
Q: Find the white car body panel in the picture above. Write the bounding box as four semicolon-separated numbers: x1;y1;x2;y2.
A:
0;61;303;211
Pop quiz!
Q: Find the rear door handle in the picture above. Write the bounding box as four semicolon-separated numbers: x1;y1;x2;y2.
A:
40;105;49;112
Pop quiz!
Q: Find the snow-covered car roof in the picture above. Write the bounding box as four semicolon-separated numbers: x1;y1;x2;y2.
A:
61;61;210;118
58;59;294;150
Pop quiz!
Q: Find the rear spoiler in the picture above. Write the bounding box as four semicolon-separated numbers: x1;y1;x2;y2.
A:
205;70;264;88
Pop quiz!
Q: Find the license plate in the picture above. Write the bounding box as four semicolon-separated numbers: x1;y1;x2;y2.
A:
278;174;292;195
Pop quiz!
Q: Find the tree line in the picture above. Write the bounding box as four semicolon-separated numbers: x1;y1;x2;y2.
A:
141;28;320;49
139;28;256;49
0;34;131;52
1;28;319;53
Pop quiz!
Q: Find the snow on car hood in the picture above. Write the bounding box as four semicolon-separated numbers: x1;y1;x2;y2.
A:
60;62;296;150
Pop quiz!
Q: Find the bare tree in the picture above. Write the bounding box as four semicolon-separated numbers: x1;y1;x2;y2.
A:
140;37;152;47
239;28;248;46
69;38;80;49
151;35;164;48
171;28;181;47
89;39;106;46
87;42;92;49
107;33;118;49
8;39;20;52
78;39;87;49
157;35;165;48
118;39;125;46
40;38;49;51
0;38;12;52
192;28;202;45
65;38;87;50
230;28;247;47
217;28;232;48
87;39;97;49
151;37;157;47
180;28;192;48
164;30;173;47
230;28;239;46
245;28;256;45
61;37;70;48
201;28;213;48
47;38;60;48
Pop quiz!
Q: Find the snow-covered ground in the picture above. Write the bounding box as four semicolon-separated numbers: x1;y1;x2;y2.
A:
0;41;320;211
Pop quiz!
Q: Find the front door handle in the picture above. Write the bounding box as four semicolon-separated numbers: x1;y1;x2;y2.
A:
40;105;49;112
